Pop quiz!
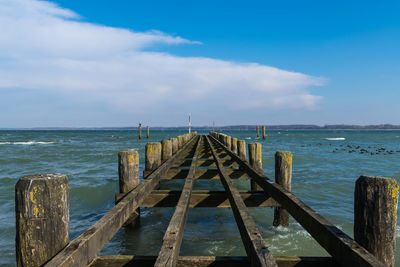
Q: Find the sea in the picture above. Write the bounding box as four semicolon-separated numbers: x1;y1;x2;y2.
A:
1;129;400;266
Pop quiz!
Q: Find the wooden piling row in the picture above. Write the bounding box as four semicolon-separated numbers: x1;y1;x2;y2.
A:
15;130;398;267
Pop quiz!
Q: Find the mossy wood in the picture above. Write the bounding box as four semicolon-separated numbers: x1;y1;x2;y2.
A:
43;135;197;267
89;255;339;267
207;136;277;267
354;175;399;267
19;131;394;267
209;133;386;267
15;174;69;267
155;136;202;266
273;151;292;227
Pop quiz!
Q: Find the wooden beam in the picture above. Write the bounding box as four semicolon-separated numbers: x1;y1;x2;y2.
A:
44;135;198;267
117;190;280;208
208;134;386;267
89;255;339;267
206;136;277;267
162;169;249;180
155;136;202;266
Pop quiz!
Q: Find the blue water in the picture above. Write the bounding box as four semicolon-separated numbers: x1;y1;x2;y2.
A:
1;130;400;266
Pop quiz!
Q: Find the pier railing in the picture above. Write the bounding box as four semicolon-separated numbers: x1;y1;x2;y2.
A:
15;131;398;267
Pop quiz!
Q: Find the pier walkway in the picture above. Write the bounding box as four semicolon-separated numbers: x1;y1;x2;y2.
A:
15;132;398;267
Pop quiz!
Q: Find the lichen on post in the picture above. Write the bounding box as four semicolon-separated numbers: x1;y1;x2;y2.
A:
162;139;172;161
145;142;162;174
248;142;263;190
118;150;139;193
15;174;69;267
226;136;232;151
237;140;246;161
231;137;238;154
171;137;178;154
273;151;292;227
118;150;140;227
354;175;399;267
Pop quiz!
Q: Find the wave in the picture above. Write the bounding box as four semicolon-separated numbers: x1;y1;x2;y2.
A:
324;137;345;141
0;141;57;145
245;137;251;140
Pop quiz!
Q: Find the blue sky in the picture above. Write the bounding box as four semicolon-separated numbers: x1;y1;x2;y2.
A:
1;0;400;127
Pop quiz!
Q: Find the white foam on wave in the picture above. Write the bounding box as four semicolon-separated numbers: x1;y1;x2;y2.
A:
245;137;251;140
0;141;57;145
324;137;345;141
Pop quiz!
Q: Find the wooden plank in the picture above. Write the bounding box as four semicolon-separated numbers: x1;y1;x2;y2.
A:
89;255;339;267
162;169;249;180
206;136;277;267
197;159;239;168
130;190;280;208
44;135;198;267
209;134;386;267
155;136;203;266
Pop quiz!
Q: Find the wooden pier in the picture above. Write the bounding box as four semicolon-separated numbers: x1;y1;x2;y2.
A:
15;132;399;267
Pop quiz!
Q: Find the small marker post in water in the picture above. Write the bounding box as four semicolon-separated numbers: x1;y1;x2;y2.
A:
262;125;266;140
146;126;150;138
138;123;142;139
256;126;259;137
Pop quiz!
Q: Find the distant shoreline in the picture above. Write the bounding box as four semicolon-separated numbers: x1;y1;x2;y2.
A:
2;124;400;130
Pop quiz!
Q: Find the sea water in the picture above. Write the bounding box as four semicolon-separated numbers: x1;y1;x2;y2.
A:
1;129;400;266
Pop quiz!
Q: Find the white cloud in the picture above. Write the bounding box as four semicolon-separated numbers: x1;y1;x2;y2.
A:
0;0;323;126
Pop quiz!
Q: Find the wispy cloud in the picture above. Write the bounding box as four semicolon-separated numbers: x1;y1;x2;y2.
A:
0;0;323;126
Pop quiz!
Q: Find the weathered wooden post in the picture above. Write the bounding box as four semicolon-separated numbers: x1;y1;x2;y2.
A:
219;134;225;144
15;174;69;267
226;135;232;151
171;137;178;154
231;137;238;154
162;139;172;161
262;125;266;140
145;142;162;176
138;123;142;139
248;143;263;190
119;150;140;192
238;140;246;161
118;150;140;226
256;126;259;137
354;176;399;267
146;126;150;138
273;151;292;227
177;135;184;149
